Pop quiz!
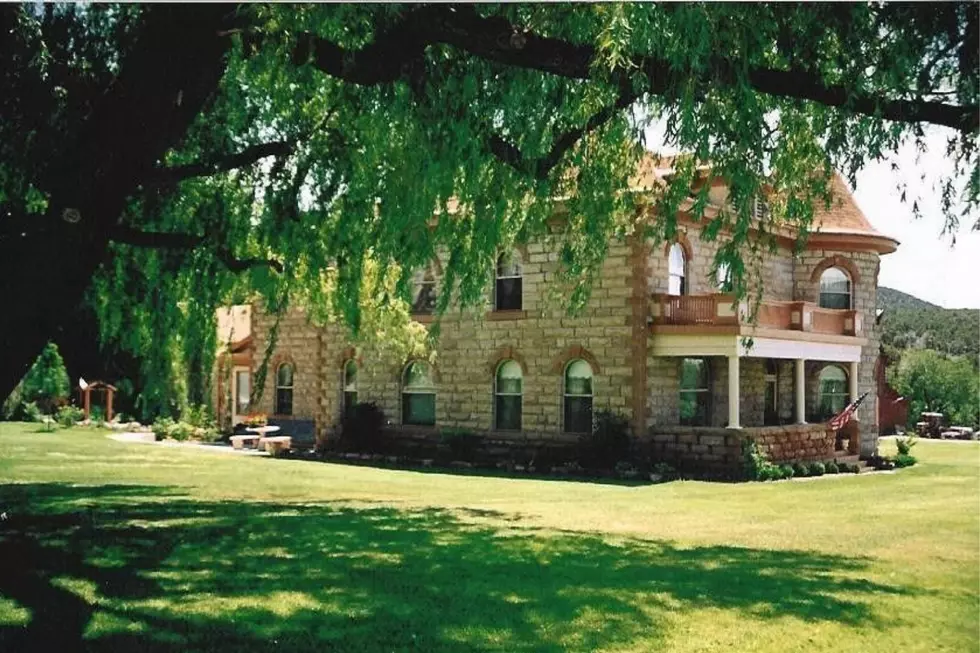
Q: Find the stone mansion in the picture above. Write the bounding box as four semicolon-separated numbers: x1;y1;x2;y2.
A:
215;159;898;470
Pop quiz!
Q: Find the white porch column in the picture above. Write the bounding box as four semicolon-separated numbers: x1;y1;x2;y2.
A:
794;358;806;424
849;361;860;402
727;355;740;428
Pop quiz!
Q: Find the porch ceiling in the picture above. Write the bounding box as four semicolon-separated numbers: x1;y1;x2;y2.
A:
649;328;864;362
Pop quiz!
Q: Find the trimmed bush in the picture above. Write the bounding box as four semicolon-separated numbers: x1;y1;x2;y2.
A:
339;402;386;453
440;428;483;462
826;461;840;474
780;464;795;479
793;462;809;478
56;405;84;428
579;410;632;471
809;462;826;476
894;453;918;468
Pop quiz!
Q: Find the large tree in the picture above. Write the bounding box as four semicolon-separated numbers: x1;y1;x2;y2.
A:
1;3;977;409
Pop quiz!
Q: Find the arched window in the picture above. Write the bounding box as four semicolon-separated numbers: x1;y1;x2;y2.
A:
275;363;294;415
494;360;523;431
818;365;849;421
412;266;437;314
402;361;436;426
495;252;523;311
819;267;852;309
716;261;733;292
668;243;687;296
563;360;593;433
679;358;710;426
342;360;357;416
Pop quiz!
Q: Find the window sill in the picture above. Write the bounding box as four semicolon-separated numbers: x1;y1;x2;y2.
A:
411;313;436;324
486;309;527;321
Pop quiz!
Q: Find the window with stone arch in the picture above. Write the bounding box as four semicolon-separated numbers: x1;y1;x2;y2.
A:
818;267;852;309
563;359;593;434
495;251;523;311
402;361;436;426
412;264;438;314
342;359;357;417
494;360;523;431
274;363;294;415
668;242;687;295
817;365;849;420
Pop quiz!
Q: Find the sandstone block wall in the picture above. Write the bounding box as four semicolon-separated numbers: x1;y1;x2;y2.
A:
743;424;836;463
794;249;880;456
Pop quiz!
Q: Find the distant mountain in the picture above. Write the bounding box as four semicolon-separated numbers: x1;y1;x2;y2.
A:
877;287;978;360
877;287;941;311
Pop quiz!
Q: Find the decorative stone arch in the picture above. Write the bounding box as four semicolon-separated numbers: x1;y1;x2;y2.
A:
486;346;529;376
269;353;298;378
550;345;601;375
662;231;694;261
810;255;861;286
397;357;441;384
336;346;363;370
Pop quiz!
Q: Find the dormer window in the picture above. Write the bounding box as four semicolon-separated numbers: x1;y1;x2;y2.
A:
668;243;687;296
495;252;522;311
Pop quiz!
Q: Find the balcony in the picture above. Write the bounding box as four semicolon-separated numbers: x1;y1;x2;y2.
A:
650;293;862;337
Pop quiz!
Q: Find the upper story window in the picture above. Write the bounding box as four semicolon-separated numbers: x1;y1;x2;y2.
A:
668;243;687;296
819;267;852;309
563;359;593;433
716;261;733;293
494;360;523;431
402;361;436;426
818;365;849;421
275;363;294;415
495;252;523;310
342;360;357;416
412;266;438;314
679;358;710;426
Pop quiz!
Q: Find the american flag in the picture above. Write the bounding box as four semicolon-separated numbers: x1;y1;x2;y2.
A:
828;391;869;431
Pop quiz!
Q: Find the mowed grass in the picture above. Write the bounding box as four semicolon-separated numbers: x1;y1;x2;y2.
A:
0;424;977;652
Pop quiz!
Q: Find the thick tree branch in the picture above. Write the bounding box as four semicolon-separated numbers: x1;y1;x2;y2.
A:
109;226;284;273
294;5;978;135
150;139;296;184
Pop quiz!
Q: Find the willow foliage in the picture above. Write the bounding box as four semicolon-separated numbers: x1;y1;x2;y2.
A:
1;4;975;415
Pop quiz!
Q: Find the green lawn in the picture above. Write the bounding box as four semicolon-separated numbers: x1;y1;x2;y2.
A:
0;424;977;652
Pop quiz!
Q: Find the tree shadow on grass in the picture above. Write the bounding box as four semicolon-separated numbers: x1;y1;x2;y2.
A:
0;483;913;653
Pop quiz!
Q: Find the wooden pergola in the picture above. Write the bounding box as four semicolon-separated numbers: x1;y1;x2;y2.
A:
82;381;117;422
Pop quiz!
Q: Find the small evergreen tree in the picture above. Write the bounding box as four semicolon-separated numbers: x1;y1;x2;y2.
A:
22;343;70;414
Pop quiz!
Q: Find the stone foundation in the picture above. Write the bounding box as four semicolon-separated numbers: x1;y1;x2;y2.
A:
645;423;837;475
741;424;836;463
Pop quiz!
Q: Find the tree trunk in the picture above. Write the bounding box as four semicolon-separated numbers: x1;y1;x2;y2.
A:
0;5;236;402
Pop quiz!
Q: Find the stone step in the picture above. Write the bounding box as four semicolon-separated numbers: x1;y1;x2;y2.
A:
834;454;861;465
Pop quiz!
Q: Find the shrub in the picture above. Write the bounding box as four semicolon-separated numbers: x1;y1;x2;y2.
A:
152;417;175;441
780;464;795;479
339;402;386;453
894;453;918;468
440;428;483;462
895;436;918;456
650;462;679;481
56;405;84;428
793;462;809;478
21;343;70;414
809;462;826;476
825;461;840;474
579;410;633;471
90;405;106;425
22;401;43;423
742;439;780;481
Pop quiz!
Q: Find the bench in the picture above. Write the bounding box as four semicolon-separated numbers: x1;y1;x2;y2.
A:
267;418;316;449
230;434;261;450
259;436;292;455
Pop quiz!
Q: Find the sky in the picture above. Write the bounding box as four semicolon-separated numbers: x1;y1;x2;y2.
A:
852;132;979;309
644;122;979;309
